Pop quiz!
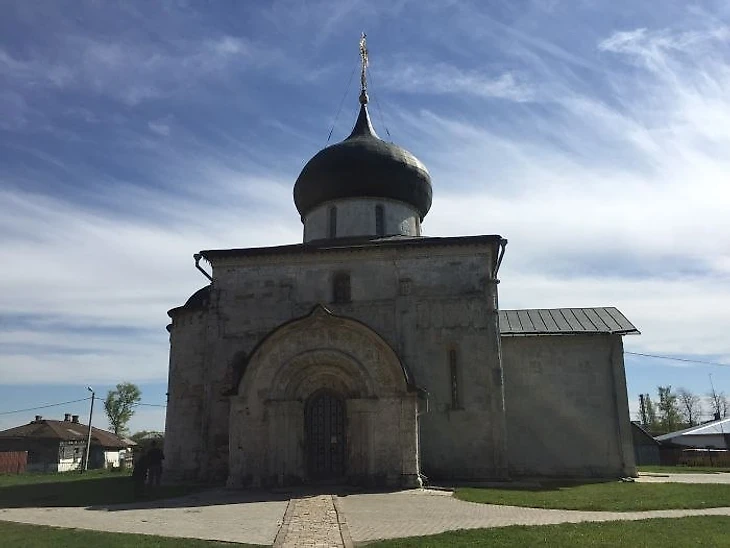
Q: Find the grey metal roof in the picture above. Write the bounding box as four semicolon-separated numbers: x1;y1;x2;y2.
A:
499;307;639;336
656;417;730;441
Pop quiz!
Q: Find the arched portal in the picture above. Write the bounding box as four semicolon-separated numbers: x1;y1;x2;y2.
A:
227;305;421;488
305;390;345;480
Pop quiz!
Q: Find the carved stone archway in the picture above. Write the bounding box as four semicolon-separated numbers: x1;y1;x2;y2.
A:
227;305;420;488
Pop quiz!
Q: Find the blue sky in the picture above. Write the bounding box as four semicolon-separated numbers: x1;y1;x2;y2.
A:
1;0;729;433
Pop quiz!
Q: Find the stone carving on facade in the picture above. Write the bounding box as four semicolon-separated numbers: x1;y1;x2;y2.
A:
227;305;420;488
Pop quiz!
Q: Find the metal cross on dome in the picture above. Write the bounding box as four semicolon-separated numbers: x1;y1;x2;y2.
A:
359;32;369;104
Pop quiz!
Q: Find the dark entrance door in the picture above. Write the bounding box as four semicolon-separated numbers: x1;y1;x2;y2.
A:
305;391;345;480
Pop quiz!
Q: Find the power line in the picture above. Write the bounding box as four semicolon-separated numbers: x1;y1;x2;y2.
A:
0;397;91;416
0;399;166;416
326;58;359;144
625;351;730;367
366;65;392;141
4;354;725;417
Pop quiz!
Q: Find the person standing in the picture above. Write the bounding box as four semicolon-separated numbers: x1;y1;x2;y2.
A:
146;440;164;486
131;452;148;499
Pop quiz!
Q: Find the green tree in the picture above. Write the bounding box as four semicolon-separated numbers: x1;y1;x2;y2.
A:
657;385;682;434
643;394;658;433
130;430;163;444
104;382;142;436
130;430;164;454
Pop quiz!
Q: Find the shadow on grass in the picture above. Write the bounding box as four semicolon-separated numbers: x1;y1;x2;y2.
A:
96;484;404;512
442;477;621;493
0;475;403;511
0;476;199;509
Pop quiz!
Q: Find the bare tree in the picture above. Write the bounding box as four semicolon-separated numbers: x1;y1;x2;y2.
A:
708;386;729;420
677;388;702;426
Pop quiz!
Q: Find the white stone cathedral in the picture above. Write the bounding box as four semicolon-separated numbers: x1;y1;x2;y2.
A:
163;43;638;488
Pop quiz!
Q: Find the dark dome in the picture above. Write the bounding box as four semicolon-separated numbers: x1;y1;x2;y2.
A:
294;104;432;220
184;286;211;309
167;285;211;319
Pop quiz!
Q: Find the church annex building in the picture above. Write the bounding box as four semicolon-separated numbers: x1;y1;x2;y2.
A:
163;45;639;488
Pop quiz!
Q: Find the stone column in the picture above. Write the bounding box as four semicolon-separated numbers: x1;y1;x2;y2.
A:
346;398;373;484
610;336;637;476
400;394;422;487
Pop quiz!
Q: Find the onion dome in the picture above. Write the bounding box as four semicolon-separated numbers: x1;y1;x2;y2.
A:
293;100;432;221
183;286;211;309
167;285;211;318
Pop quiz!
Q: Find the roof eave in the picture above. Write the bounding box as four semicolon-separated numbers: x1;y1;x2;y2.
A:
200;234;504;261
501;329;640;337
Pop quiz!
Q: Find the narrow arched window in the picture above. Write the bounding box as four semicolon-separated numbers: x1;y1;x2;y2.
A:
449;348;460;409
328;206;337;238
375;204;385;236
333;272;351;303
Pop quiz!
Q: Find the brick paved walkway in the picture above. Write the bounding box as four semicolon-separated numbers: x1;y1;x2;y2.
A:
1;474;730;545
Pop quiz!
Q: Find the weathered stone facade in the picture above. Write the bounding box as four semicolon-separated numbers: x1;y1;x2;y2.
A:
229;306;419;488
165;238;510;486
502;334;635;477
163;83;637;486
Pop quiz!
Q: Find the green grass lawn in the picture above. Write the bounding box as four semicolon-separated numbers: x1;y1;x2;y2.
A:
369;516;730;547
0;469;201;508
455;481;730;511
639;465;730;474
0;468;129;486
0;521;263;547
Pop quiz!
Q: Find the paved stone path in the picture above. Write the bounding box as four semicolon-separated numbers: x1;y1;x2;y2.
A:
635;472;730;484
337;488;730;543
0;489;288;546
1;473;729;545
274;494;347;547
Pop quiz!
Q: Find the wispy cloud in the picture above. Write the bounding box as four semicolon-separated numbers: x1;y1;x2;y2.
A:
0;180;300;384
380;64;535;102
148;120;172;137
380;22;730;367
0;1;729;410
0;34;268;107
599;26;730;61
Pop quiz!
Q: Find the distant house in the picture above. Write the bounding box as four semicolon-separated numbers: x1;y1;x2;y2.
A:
631;422;661;466
0;414;133;472
655;417;730;450
0;451;27;474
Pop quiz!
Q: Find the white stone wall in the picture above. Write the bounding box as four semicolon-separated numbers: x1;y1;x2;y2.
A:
165;240;507;483
501;334;636;477
164;310;208;481
166;240;634;483
303;198;421;241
